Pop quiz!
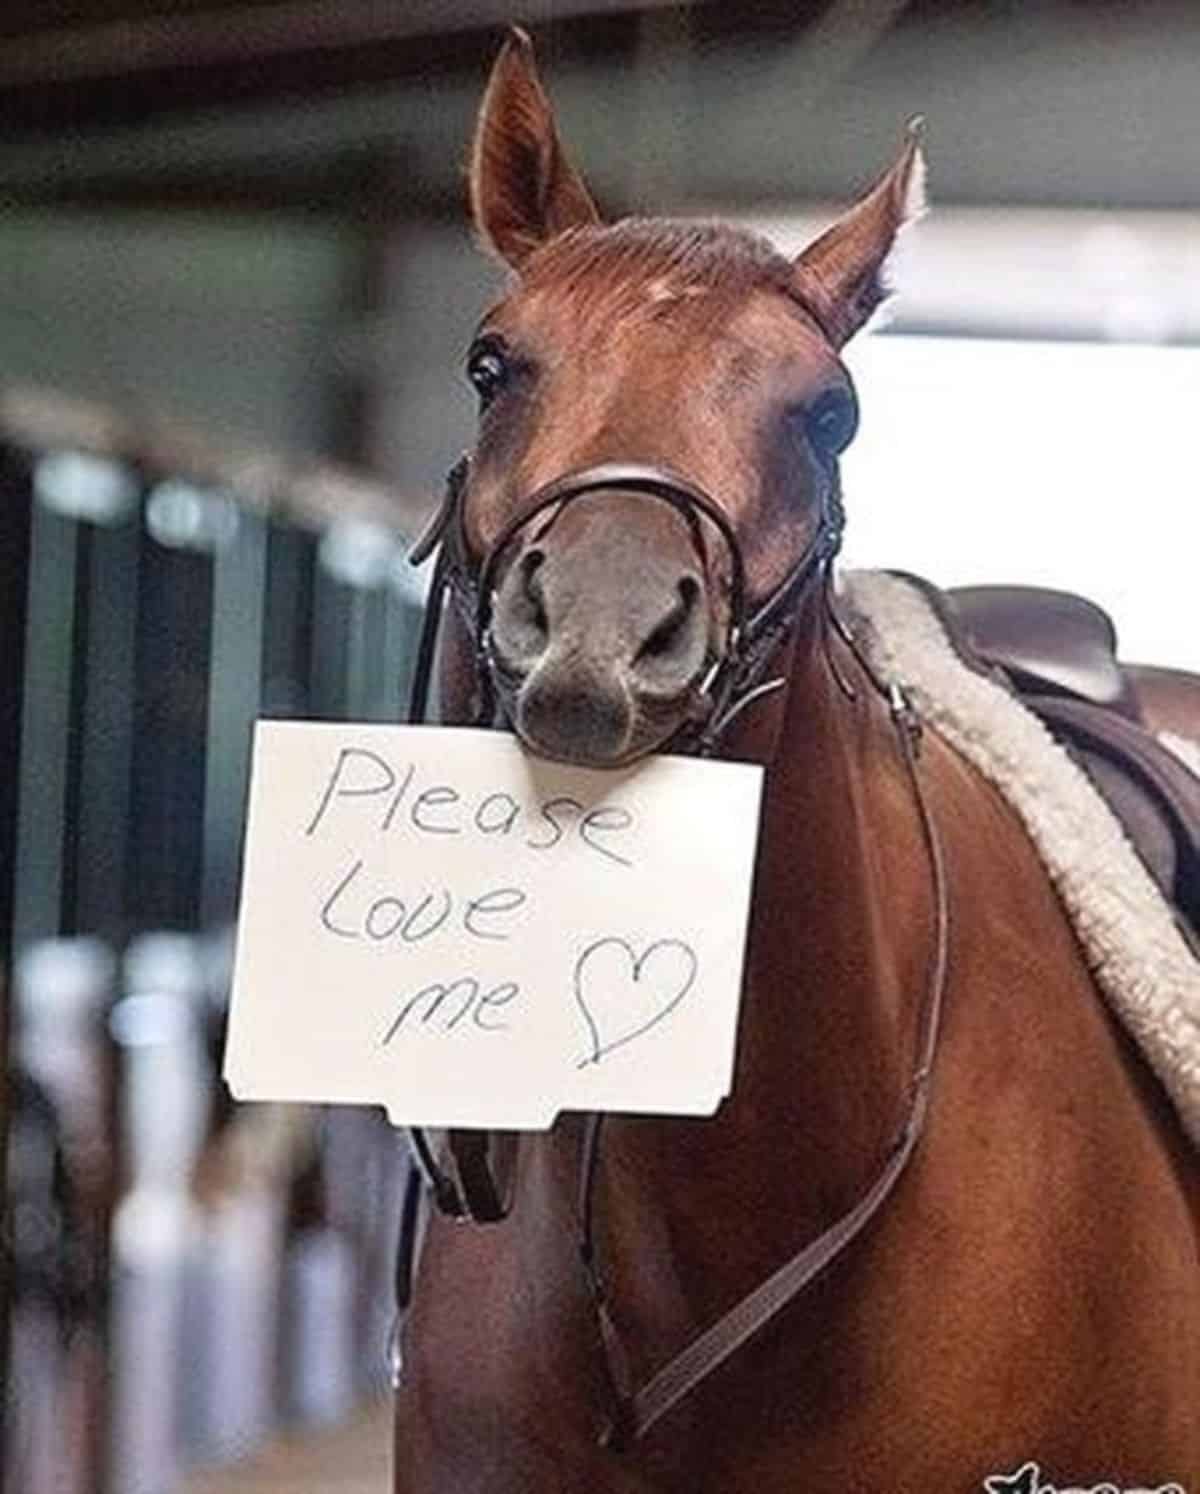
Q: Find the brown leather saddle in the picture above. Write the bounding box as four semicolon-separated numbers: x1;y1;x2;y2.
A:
921;580;1200;948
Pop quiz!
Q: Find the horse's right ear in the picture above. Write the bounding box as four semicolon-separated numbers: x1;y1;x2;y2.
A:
469;28;600;271
790;121;926;347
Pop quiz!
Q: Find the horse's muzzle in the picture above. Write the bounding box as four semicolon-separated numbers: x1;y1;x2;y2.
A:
485;494;714;765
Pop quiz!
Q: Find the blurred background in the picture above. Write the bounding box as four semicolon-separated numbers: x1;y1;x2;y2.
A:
1;2;1198;1490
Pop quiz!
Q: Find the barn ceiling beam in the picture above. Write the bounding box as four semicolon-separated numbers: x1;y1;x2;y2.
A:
0;0;695;90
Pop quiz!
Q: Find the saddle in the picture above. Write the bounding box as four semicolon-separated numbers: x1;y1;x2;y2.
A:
926;583;1200;946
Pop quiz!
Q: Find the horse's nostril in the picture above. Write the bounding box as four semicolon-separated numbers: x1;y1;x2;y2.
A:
520;550;548;636
492;548;551;664
636;577;701;664
639;616;680;662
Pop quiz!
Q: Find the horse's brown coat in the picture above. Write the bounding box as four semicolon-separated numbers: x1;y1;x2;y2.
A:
395;32;1200;1492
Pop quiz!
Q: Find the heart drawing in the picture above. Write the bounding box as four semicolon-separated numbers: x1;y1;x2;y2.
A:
573;936;699;1067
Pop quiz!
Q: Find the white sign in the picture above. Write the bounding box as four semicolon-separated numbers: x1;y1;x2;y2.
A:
224;723;763;1130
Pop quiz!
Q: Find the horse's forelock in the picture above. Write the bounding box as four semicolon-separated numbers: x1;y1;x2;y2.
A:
521;219;794;322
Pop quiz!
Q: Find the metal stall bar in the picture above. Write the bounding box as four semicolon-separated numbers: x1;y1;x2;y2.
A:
72;516;141;943
0;445;35;1494
201;509;268;932
11;489;80;954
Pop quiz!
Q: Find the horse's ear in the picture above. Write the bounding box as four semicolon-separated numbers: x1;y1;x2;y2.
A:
469;28;600;270
791;121;926;346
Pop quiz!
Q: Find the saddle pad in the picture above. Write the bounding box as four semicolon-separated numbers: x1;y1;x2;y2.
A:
843;570;1200;1151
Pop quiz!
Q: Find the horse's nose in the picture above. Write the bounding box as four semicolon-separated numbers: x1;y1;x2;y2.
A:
493;566;708;762
487;499;711;762
493;532;708;675
495;560;707;692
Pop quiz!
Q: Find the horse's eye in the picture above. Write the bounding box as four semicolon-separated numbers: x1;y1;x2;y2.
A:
805;387;858;460
467;340;509;407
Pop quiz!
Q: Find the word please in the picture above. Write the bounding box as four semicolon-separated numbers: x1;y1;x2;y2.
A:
305;747;633;865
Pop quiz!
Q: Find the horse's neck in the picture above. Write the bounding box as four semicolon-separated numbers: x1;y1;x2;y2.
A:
733;615;929;1170
569;607;940;1367
416;603;1200;1471
617;604;1200;1370
432;598;929;1201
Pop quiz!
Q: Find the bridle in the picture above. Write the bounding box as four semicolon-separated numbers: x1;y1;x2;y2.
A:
406;455;846;757
393;442;951;1452
400;450;847;1220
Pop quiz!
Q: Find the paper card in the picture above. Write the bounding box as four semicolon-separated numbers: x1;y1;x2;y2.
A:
224;722;763;1130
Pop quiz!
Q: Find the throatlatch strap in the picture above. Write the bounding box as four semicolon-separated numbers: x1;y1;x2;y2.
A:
407;539;452;733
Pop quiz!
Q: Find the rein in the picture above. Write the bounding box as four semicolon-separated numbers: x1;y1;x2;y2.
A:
577;678;950;1446
393;454;951;1446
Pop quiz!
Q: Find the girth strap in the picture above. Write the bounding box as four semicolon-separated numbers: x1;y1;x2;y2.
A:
577;682;951;1446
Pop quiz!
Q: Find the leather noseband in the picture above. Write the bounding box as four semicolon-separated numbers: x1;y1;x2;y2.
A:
408;457;845;759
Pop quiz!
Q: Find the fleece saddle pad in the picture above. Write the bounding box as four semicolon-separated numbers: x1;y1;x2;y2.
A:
843;570;1200;1151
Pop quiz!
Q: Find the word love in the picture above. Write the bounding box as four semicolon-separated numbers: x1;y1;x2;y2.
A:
320;861;525;947
983;1464;1185;1494
305;747;635;866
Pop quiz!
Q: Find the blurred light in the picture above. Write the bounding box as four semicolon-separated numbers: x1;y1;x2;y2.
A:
1099;293;1171;345
1075;223;1171;343
109;993;195;1049
33;449;140;524
318;517;400;589
1076;221;1151;282
841;335;1200;672
145;479;240;551
124;931;205;997
16;935;116;1026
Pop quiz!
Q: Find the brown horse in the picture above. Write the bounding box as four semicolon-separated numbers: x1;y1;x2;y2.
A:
394;32;1200;1493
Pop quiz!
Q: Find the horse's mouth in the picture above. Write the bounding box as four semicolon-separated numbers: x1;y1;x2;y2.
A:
489;649;703;769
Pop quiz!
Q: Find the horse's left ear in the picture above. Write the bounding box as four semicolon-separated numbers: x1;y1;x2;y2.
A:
469;28;601;271
791;121;926;346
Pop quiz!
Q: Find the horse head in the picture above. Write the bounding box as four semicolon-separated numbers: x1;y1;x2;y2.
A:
447;28;924;767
